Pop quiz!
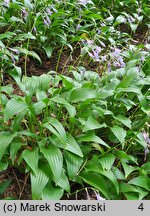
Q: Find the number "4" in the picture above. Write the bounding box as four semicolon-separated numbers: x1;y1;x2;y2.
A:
138;203;144;211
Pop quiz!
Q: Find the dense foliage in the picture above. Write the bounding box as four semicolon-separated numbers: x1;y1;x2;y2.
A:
0;0;150;200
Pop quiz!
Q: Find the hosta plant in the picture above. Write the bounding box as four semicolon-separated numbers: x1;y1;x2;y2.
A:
0;58;149;199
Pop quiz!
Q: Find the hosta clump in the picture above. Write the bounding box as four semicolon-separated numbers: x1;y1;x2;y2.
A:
0;62;150;199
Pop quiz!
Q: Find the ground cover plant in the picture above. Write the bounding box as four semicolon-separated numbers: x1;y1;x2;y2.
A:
0;0;150;200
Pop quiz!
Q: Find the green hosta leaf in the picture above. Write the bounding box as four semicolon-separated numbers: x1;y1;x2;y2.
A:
77;133;109;148
124;193;139;200
120;182;140;193
64;151;83;179
83;115;106;131
130;24;138;33
99;154;115;171
119;98;136;111
33;101;46;115
42;181;64;200
0;40;5;48
116;86;141;95
99;89;114;99
68;88;97;102
81;172;109;199
84;159;119;194
16;47;41;64
40;145;63;183
65;133;83;157
0;132;17;160
99;170;119;194
128;176;150;191
51;96;76;117
110;125;126;148
0;32;16;40
115;150;138;164
22;148;39;174
36;90;47;102
14;32;36;41
31;168;49;200
115;15;126;24
10;142;26;164
60;75;74;89
57;170;70;193
43;117;67;145
43;46;52;58
122;161;138;178
112;167;125;180
114;115;131;129
0;161;8;172
0;180;12;195
4;98;28;122
134;132;148;148
137;187;149;200
142;162;150;172
39;74;51;91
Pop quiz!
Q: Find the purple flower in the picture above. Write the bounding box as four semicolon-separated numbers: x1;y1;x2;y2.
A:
86;39;94;46
112;48;121;57
33;26;37;33
44;19;49;26
99;41;106;47
95;45;102;53
4;0;10;7
76;24;81;31
141;56;145;62
107;61;111;72
78;0;91;6
118;56;125;68
46;16;51;24
101;55;107;62
22;9;28;17
46;8;52;15
127;16;135;24
11;54;15;64
100;22;105;27
143;131;150;145
51;4;58;13
97;29;101;34
88;46;102;62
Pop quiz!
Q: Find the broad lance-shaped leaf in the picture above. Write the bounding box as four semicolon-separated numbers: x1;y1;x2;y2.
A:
121;161;138;178
83;115;107;131
31;168;49;200
111;125;126;149
22;148;39;174
77;133;109;148
57;170;70;193
42;181;64;200
4;98;28;122
40;145;63;183
64;151;83;179
0;180;12;195
81;172;109;199
10;142;26;164
99;154;115;171
0;132;17;160
65;133;83;157
99;170;119;194
51;96;76;117
43;117;67;145
114;115;131;129
128;176;150;191
0;161;8;172
16;47;41;64
68;87;97;102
